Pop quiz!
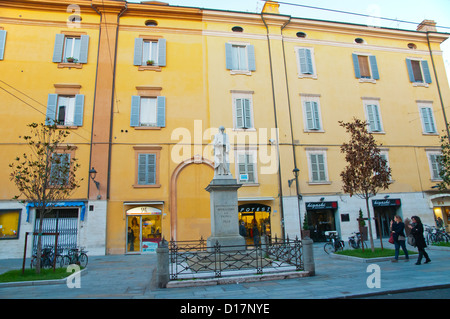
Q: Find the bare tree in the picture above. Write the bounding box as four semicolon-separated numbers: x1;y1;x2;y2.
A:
9;123;81;273
339;118;391;252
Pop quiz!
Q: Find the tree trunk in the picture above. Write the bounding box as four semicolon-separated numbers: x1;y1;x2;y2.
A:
35;209;44;274
365;197;375;252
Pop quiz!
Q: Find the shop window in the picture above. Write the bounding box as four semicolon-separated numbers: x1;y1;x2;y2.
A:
0;210;20;239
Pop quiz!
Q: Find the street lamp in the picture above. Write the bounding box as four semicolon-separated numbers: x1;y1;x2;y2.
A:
89;167;100;191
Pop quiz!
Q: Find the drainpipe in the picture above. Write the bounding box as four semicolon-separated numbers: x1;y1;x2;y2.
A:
426;31;450;142
261;12;285;239
88;3;102;200
106;3;128;199
280;16;304;237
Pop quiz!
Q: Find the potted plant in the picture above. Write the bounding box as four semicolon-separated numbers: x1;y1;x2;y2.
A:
146;60;154;66
358;209;368;241
66;57;78;63
301;213;310;239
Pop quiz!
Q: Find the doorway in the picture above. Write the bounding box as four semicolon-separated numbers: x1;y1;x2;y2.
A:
126;207;162;254
374;207;397;238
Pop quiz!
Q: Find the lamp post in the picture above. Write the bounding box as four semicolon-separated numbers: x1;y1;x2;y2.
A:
89;167;100;193
292;167;304;239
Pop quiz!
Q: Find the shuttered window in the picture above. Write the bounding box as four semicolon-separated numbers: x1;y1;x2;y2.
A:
134;38;166;67
46;94;84;126
225;43;256;71
130;96;166;128
420;106;437;133
52;34;89;63
308;152;328;183
138;154;156;185
406;58;432;84
352;53;380;80
0;30;7;60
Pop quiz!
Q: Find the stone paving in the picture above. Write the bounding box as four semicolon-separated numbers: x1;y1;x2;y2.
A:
1;240;449;300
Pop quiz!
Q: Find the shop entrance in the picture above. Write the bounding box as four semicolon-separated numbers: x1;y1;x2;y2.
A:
126;206;162;254
238;203;271;245
305;201;338;242
433;206;450;232
372;198;401;238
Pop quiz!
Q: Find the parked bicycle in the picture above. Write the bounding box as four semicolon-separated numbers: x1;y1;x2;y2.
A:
323;231;345;254
425;225;450;244
30;246;63;269
60;247;88;268
348;232;367;249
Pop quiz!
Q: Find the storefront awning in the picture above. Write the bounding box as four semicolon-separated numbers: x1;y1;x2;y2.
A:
26;201;86;222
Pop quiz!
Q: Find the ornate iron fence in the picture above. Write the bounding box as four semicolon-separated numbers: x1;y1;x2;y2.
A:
169;236;303;280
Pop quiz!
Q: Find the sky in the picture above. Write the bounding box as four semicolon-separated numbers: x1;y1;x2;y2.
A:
127;0;450;86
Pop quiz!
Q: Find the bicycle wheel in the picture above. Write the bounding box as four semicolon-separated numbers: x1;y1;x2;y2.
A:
338;241;345;251
60;256;71;268
79;253;88;268
30;257;38;269
324;242;335;254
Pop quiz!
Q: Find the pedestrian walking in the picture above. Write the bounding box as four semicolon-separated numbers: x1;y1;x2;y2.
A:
390;215;409;262
408;215;431;265
252;224;260;246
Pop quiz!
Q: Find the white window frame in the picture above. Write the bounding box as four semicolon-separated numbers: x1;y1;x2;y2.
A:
353;52;379;83
418;101;438;135
235;149;258;185
295;47;317;79
63;36;81;62
141;40;159;65
139;97;158;127
232;91;255;131
56;95;76;126
226;41;255;75
301;94;323;132
407;57;431;87
363;99;384;133
379;150;393;182
427;150;443;181
306;148;329;184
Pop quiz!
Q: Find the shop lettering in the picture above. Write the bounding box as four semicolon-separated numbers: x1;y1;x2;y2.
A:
306;202;327;210
239;207;271;213
180;303;214;317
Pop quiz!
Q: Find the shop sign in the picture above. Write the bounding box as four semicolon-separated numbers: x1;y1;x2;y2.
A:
372;199;401;207
126;206;161;215
305;201;338;210
238;203;271;214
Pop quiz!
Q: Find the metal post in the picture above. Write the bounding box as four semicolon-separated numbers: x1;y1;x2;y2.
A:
156;239;169;288
22;232;29;274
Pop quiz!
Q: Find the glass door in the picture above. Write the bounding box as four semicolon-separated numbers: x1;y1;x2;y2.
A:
127;216;140;253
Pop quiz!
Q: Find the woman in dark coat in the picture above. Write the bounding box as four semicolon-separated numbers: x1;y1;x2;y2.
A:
409;216;431;265
390;215;409;262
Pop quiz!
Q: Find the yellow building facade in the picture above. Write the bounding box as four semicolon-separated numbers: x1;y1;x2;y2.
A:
0;0;449;258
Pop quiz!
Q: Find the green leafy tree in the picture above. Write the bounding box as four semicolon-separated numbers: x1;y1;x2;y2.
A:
9;123;81;274
436;132;450;190
339;118;391;252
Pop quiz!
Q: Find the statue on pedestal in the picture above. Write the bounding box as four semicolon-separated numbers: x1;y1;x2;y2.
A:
213;126;231;177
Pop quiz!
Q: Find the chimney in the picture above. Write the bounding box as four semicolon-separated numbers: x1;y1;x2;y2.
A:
417;19;437;32
262;1;280;14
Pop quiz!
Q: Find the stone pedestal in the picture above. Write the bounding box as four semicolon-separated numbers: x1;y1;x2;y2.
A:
205;176;245;250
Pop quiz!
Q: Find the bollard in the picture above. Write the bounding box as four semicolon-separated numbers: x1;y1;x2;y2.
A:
156;239;169;288
302;237;315;276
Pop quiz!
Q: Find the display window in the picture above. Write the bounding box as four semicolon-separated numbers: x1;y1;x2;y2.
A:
126;206;162;253
238;203;271;245
433;207;450;231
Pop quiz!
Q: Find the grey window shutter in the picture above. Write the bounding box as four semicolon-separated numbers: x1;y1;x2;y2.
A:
73;94;84;126
52;34;65;63
225;43;233;70
134;38;143;66
405;58;415;82
369;55;380;80
247;44;256;71
352;53;361;78
46;94;58;125
422;60;432;84
157;38;166;67
156;96;166;127
78;35;89;63
0;30;6;60
130;95;141;126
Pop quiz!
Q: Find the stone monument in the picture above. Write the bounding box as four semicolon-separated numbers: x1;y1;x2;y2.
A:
206;126;245;250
